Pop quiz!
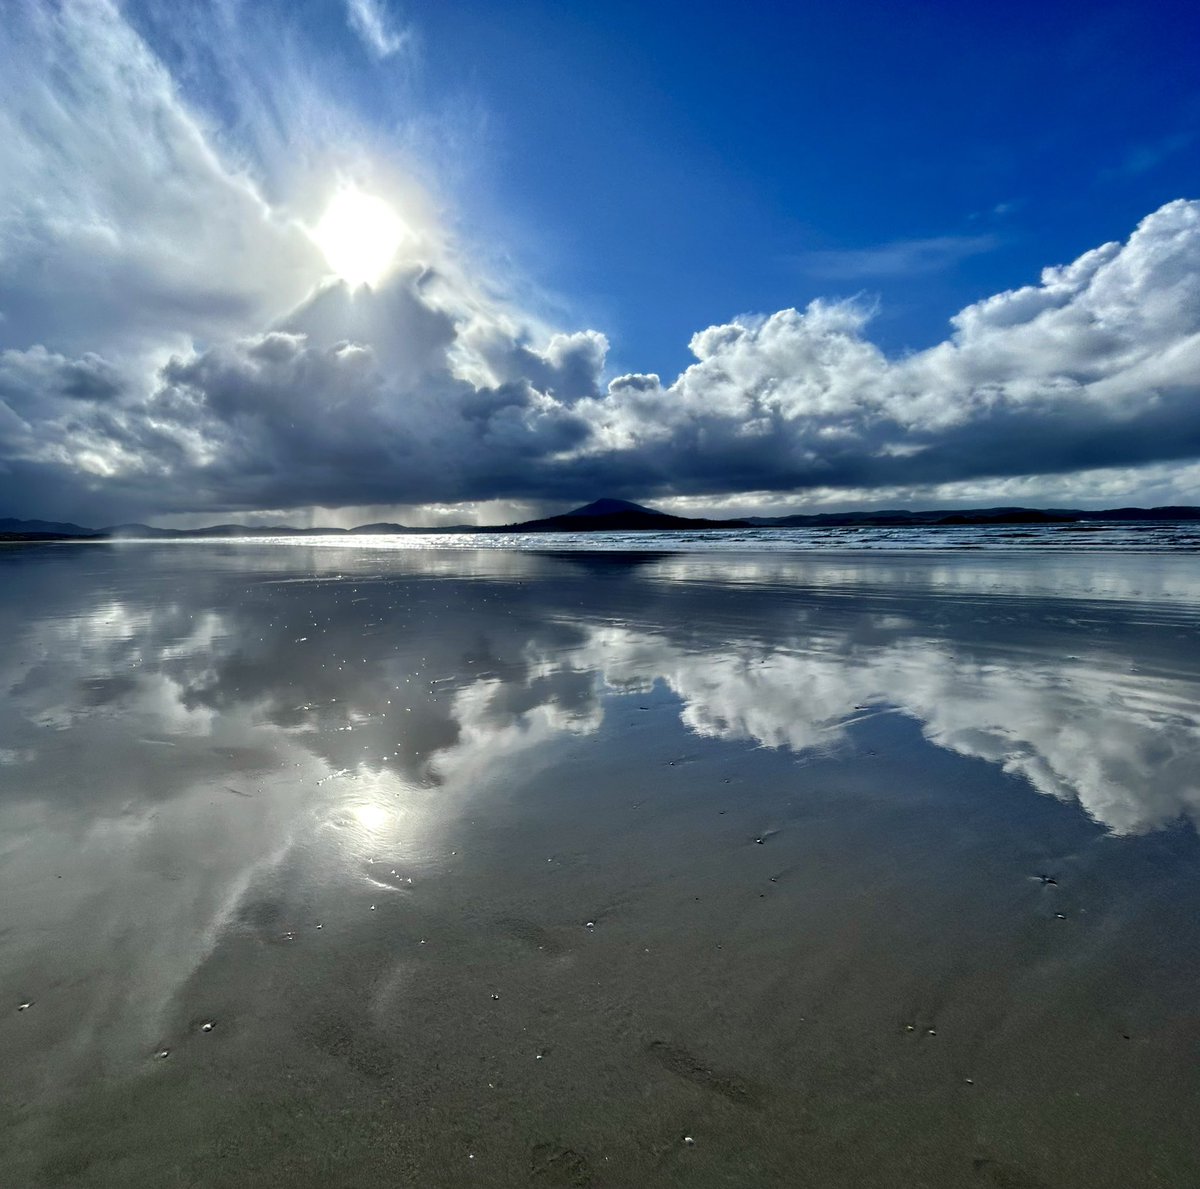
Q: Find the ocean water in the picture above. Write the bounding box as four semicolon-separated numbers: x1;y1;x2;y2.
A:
134;520;1200;552
2;539;1200;1186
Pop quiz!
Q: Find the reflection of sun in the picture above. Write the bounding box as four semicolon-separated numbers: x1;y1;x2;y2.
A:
352;802;390;832
311;186;408;288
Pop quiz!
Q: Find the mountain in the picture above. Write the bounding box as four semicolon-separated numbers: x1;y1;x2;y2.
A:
1079;505;1200;521
500;498;750;532
103;524;356;538
103;523;181;538
748;506;1078;527
350;523;479;533
106;522;424;537
0;517;98;537
748;505;1200;527
563;498;659;517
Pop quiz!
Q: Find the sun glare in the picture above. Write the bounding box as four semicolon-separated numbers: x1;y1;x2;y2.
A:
352;801;390;832
312;186;408;288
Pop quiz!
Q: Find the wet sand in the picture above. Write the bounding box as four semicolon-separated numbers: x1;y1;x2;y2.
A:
3;543;1200;1187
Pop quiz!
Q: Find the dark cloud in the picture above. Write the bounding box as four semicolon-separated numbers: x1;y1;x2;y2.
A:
5;199;1200;521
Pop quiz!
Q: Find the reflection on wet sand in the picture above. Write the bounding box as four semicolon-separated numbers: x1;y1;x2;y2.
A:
3;544;1200;1187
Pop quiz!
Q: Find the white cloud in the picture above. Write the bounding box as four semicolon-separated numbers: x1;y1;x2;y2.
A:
0;0;320;362
345;0;411;60
581;199;1200;498
796;233;998;279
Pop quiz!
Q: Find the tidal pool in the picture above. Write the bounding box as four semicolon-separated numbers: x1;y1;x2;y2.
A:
3;542;1200;1187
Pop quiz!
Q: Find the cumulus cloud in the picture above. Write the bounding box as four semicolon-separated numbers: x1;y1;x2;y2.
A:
143;275;592;513
581;198;1200;497
2;2;1200;522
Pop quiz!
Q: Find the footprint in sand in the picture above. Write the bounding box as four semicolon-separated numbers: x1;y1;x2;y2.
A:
493;916;568;956
530;1143;592;1186
974;1157;1053;1189
647;1039;761;1107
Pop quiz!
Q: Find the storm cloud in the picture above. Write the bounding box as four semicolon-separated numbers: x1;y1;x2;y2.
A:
2;2;1200;522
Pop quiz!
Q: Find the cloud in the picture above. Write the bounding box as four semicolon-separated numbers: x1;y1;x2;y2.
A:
141;274;594;514
345;0;411;60
3;3;1200;522
579;198;1200;498
795;233;999;279
0;1;320;363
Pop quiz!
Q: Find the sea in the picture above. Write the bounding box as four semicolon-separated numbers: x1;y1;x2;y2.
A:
155;520;1200;551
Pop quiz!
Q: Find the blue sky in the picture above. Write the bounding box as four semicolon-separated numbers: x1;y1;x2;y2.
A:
1;0;1199;524
409;0;1200;374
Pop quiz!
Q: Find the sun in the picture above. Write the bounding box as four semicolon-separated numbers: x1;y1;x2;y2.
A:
311;186;408;288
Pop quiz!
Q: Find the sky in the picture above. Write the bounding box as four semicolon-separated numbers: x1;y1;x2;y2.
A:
2;0;1199;526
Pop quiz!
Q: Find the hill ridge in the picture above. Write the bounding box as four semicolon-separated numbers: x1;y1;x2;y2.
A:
5;501;1200;541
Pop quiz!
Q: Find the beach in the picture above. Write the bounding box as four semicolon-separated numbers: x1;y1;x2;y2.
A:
3;539;1200;1187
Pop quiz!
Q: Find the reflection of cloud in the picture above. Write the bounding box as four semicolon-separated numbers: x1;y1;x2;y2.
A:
4;546;1200;1101
433;668;604;790
578;624;1200;835
0;690;325;1099
0;550;613;1098
648;549;1200;607
5;548;1200;846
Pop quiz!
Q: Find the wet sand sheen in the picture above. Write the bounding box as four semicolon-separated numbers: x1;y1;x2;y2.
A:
2;543;1200;1187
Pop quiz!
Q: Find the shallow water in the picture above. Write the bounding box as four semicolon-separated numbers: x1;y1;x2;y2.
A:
3;542;1200;1187
116;519;1200;551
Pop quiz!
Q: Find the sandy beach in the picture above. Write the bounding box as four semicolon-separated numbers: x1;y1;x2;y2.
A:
3;541;1200;1187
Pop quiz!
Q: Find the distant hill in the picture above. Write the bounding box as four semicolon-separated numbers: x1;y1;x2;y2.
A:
0;517;98;537
103;523;362;538
0;531;87;543
747;506;1077;527
747;505;1200;527
352;522;411;534
563;498;658;517
500;498;750;532
6;500;1200;543
1079;505;1200;521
